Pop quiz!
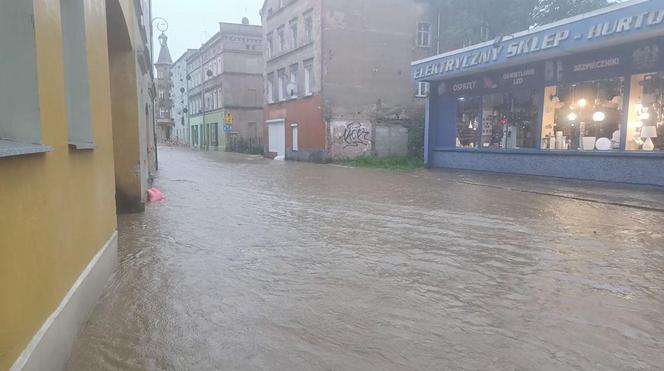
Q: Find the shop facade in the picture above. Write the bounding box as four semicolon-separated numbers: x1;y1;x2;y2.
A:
189;112;225;150
412;0;664;186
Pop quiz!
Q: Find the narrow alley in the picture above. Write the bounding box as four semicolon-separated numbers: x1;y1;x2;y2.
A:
66;147;664;371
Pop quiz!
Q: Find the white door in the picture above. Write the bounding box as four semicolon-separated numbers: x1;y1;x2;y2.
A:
268;120;286;160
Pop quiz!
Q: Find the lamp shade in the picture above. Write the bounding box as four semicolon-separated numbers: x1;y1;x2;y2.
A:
641;126;658;138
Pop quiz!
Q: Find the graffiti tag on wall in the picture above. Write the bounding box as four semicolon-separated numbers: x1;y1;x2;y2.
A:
341;122;371;148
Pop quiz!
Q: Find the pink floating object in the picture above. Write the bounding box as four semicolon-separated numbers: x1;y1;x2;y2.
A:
147;188;165;202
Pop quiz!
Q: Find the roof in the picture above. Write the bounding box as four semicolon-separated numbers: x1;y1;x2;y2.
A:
156;33;173;65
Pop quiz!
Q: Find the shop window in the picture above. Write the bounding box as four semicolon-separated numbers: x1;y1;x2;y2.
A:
0;1;42;146
481;90;539;150
455;97;481;149
542;78;624;151
626;72;663;151
61;0;93;147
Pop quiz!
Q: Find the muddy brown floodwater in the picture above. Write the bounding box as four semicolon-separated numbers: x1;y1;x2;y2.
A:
66;147;664;371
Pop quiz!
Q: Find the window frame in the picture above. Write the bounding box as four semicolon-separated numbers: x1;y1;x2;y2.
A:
289;63;299;99
291;124;299;151
0;0;52;157
277;26;286;52
303;12;313;44
303;59;314;96
416;81;429;98
289;18;298;49
277;68;287;101
266;73;275;103
416;22;432;48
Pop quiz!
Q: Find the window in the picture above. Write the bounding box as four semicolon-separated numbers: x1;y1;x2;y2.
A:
61;0;93;147
542;79;624;151
304;59;314;96
626;72;663;152
289;64;299;98
456;97;481;149
278;0;284;9
304;12;313;43
278;69;287;101
289;18;298;49
416;82;429;98
417;22;431;48
266;33;273;58
291;124;299;151
0;1;42;148
159;90;165;99
217;87;223;108
482;90;539;150
267;73;275;103
278;26;286;52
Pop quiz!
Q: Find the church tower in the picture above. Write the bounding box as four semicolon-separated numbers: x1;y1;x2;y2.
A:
155;32;174;142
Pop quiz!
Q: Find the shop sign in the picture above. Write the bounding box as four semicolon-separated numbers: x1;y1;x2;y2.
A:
546;37;663;84
413;1;664;81
438;64;542;96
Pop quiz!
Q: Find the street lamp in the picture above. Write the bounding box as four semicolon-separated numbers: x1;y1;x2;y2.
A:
150;16;168;171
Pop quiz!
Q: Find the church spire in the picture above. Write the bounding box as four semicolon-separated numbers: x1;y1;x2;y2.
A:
156;32;172;65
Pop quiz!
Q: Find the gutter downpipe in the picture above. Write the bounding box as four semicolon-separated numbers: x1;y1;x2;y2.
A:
436;3;441;54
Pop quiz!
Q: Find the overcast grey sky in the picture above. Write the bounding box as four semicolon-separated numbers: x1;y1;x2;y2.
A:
153;0;264;62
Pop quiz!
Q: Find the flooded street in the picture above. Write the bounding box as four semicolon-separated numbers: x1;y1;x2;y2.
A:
66;147;664;371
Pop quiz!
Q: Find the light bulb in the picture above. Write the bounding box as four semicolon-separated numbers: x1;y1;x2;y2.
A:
635;103;643;113
567;112;578;121
592;111;606;122
578;99;588;108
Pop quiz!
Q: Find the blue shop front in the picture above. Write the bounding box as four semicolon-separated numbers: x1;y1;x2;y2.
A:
412;0;664;186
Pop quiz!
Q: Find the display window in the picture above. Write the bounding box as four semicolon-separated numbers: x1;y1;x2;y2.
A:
627;72;663;152
455;97;481;148
541;78;624;151
480;90;539;150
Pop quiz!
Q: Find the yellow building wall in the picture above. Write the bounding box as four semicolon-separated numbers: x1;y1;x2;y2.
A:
0;0;124;368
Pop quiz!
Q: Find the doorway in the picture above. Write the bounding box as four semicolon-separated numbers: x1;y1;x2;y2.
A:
267;119;285;160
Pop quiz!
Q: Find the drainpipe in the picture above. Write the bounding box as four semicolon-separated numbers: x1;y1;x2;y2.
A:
436;3;441;54
153;98;159;171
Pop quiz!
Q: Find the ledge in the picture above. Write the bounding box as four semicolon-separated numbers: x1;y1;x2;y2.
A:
266;41;314;64
68;142;96;151
433;147;664;158
0;139;53;158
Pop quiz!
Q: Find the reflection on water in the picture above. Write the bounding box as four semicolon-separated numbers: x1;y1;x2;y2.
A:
66;147;664;371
